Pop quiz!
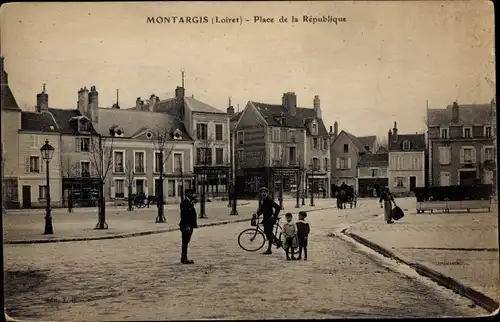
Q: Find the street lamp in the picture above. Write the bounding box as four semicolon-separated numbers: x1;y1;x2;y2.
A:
309;163;315;207
40;139;55;234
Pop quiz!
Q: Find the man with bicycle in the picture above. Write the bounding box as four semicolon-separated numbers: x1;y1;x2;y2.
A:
256;187;282;255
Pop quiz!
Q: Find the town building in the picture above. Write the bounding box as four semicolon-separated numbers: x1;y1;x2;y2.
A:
330;128;375;192
387;122;426;195
426;101;496;187
80;87;195;203
1;57;22;208
357;151;389;197
133;84;232;199
232;92;331;199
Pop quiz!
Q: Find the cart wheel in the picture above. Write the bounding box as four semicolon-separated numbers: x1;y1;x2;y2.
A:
430;209;433;213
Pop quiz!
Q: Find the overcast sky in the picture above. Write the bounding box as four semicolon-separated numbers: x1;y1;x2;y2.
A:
0;1;495;138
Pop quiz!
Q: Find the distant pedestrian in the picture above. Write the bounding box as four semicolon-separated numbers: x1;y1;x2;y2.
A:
296;211;310;260
179;189;198;264
67;191;74;213
379;187;395;224
282;212;298;260
256;187;282;255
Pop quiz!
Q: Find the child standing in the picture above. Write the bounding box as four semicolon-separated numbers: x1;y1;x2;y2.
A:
296;211;310;260
282;212;298;260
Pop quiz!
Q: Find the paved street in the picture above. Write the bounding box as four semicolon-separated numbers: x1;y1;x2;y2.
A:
348;206;499;302
4;199;486;320
4;199;334;242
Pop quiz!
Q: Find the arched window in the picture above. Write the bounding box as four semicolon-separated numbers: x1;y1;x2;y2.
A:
402;140;411;151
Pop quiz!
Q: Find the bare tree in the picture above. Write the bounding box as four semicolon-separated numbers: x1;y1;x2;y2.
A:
197;134;215;219
123;159;134;211
88;135;114;229
60;155;78;212
152;125;175;223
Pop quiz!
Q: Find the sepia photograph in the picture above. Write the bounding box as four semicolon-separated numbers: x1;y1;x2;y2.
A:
0;1;497;320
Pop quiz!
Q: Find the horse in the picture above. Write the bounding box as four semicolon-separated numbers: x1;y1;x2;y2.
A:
333;185;357;209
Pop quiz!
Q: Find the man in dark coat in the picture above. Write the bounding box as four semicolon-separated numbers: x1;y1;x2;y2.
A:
179;189;198;264
256;187;282;255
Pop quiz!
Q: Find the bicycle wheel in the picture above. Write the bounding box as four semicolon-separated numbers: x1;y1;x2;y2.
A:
275;224;283;245
238;228;266;252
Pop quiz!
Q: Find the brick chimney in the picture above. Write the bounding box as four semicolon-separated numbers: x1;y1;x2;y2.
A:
89;86;99;123
334;121;338;138
451;101;459;123
392;121;398;142
282;92;297;116
175;86;185;100
77;86;89;117
388;129;392;143
227;97;234;115
135;97;144;110
313;95;321;119
36;83;49;112
148;94;158;112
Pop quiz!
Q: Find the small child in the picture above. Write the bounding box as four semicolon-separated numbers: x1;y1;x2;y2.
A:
282;212;297;260
296;211;310;260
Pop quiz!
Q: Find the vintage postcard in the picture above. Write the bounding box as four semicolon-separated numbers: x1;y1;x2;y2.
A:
1;1;497;320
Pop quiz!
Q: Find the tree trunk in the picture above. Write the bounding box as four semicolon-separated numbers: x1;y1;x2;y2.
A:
95;181;108;229
127;185;133;211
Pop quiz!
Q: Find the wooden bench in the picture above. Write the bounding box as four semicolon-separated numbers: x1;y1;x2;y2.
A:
416;199;491;213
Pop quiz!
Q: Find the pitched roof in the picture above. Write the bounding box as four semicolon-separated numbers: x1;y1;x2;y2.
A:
48;108;98;135
20;111;59;133
357;136;377;149
388;133;426;152
358;152;388;167
250;101;329;137
427;103;493;127
184;96;226;114
1;84;20;111
343;131;369;152
93;107;192;140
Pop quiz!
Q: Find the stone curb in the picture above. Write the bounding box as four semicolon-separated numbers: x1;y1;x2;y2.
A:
5;206;335;245
342;228;500;314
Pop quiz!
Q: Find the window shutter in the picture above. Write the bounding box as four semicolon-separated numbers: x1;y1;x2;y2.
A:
76;163;82;177
75;138;80;152
459;148;464;164
347;157;351;169
40;159;44;173
481;147;485;162
144;179;148;187
336;157;340;169
446;148;451;165
25;156;30;173
471;147;476;163
111;182;116;199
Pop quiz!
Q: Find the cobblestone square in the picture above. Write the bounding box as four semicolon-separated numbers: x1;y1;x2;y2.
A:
4;200;487;320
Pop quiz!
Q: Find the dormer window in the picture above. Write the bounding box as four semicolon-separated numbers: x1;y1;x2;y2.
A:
312;123;318;135
281;117;287;127
463;127;472;138
109;126;124;137
172;129;183;140
402;140;411;151
146;131;153;139
440;127;449;139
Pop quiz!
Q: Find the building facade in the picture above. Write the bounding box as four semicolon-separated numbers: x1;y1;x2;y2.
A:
233;92;331;198
357;152;389;197
330;130;372;192
1;56;22;209
139;86;232;199
387;122;426;195
427;101;496;187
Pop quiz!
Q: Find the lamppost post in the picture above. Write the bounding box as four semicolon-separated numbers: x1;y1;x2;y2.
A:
40;139;54;234
310;164;315;207
301;170;306;206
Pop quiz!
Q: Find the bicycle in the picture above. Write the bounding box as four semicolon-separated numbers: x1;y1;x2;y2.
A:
238;213;298;256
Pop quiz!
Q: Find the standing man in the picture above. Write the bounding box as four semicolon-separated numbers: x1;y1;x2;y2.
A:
379;187;395;224
180;189;198;264
256;187;282;255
